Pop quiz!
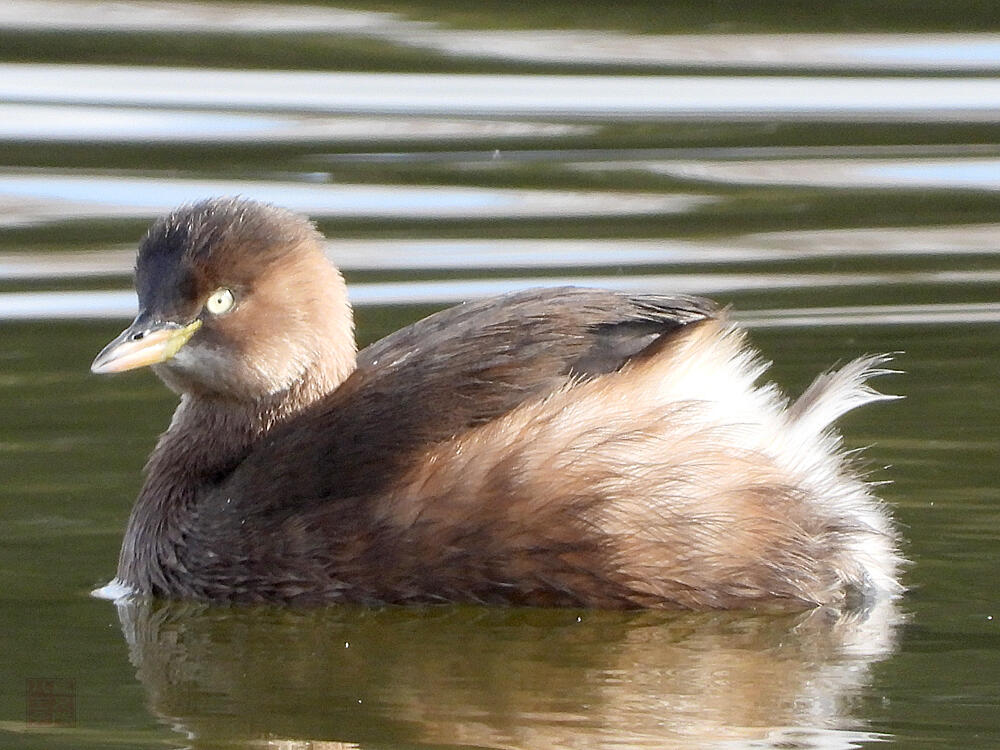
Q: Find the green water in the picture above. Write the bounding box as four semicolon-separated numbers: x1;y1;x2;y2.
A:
2;1;999;748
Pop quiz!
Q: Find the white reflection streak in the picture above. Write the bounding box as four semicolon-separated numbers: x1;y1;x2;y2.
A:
3;66;1000;120
404;32;1000;71
608;158;1000;190
0;104;591;142
2;1;1000;71
0;174;709;225
0;0;404;33
0;290;136;319
0;249;135;279
739;303;1000;328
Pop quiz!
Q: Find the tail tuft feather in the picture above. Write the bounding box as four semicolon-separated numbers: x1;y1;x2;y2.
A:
787;354;902;439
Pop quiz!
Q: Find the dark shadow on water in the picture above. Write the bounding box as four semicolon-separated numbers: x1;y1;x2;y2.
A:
113;597;904;749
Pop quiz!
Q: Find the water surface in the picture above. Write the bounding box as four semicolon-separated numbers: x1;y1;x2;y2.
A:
1;2;999;748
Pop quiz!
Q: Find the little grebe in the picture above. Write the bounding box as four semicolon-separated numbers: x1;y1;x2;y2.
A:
92;198;903;609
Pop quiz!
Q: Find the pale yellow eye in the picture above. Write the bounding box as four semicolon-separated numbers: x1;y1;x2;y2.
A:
205;288;235;315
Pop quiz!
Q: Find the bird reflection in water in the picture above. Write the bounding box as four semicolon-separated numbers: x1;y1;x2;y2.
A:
113;597;902;750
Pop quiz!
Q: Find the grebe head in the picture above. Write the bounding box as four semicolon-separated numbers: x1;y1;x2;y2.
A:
91;198;356;401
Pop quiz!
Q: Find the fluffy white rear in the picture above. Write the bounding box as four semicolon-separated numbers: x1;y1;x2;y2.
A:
392;317;903;608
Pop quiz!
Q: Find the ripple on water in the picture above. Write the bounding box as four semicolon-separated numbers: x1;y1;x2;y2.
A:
3;2;1000;71
4;65;1000;119
0;173;712;227
585;157;1000;190
0;103;593;142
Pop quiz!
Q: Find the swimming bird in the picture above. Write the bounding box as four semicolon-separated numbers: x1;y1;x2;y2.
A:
92;197;902;609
